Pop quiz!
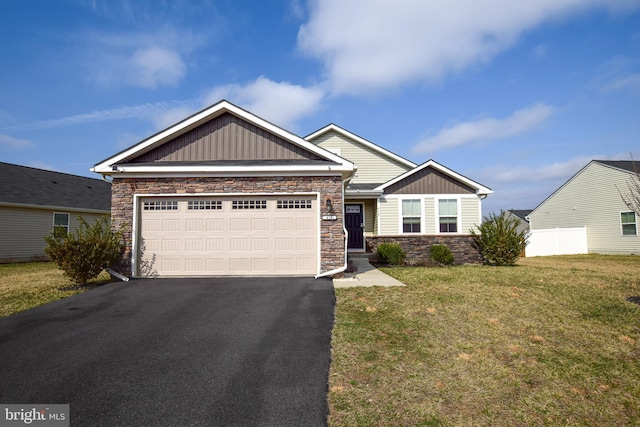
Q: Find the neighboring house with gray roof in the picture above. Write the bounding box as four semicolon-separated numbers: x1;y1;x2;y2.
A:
0;162;112;263
527;160;640;256
506;209;532;234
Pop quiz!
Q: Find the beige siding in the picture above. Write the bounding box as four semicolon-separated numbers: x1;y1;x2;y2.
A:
529;162;640;254
378;197;399;234
461;197;481;234
132;113;322;162
424;198;436;234
312;131;411;184
0;207;107;263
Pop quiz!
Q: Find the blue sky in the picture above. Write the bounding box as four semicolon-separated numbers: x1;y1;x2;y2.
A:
1;0;639;214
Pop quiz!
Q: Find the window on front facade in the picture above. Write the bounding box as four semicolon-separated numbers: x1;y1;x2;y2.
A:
402;199;421;233
439;199;458;233
621;211;637;236
53;213;70;236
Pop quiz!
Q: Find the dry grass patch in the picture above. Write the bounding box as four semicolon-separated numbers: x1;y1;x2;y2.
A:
0;262;110;318
328;255;640;426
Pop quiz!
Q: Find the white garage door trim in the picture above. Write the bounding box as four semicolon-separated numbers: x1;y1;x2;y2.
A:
132;192;321;277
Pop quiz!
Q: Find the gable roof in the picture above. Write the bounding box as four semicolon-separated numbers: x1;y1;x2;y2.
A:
0;162;111;212
529;159;636;217
593;160;638;174
375;159;493;196
304;123;417;169
509;209;532;222
93;100;354;177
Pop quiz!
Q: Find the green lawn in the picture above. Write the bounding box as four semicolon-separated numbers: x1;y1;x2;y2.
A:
0;262;110;318
329;255;640;426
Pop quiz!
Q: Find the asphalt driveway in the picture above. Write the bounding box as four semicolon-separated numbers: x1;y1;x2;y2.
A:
0;277;335;426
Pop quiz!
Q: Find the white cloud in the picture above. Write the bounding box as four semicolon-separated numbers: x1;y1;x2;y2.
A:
3;101;193;131
203;77;326;129
0;134;34;149
27;161;58;172
413;103;555;154
128;47;186;88
602;73;640;94
298;0;639;95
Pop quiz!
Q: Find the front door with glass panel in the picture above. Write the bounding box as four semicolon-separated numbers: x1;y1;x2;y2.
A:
345;204;364;250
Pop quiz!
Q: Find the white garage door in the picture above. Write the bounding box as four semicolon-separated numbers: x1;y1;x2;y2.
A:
138;196;318;276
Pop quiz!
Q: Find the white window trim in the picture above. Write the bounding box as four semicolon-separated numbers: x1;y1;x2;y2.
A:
436;197;462;234
398;197;424;234
620;210;638;236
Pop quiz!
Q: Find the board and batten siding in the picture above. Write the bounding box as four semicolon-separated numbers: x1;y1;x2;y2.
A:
0;206;106;262
528;162;640;254
312;131;411;184
131;113;322;162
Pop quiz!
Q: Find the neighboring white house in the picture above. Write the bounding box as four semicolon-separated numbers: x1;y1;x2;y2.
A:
0;162;112;263
527;160;640;256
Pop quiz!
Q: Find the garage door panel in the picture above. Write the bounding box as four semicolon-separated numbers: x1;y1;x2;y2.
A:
162;219;181;232
185;238;204;251
139;196;318;276
206;238;225;251
251;238;269;250
206;218;225;231
185;219;205;231
161;239;182;252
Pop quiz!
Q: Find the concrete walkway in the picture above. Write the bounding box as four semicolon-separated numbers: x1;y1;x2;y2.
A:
333;256;405;288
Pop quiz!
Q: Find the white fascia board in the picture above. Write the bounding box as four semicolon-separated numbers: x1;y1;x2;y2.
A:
375;160;493;195
93;100;354;174
305;124;417;169
105;163;353;175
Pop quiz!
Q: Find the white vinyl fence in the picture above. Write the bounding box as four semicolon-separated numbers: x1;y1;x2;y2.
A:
526;227;588;257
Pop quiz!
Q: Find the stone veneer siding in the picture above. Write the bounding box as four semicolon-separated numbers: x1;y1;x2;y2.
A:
366;235;483;265
110;175;345;277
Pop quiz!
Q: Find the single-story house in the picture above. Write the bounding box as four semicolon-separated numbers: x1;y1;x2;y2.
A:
527;160;640;256
0;162;112;263
92;100;492;278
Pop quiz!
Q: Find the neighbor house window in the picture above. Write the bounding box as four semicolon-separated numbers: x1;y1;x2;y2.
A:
53;213;70;236
439;199;458;233
402;199;421;233
621;211;637;235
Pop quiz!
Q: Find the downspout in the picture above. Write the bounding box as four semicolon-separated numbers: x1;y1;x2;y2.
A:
315;175;352;278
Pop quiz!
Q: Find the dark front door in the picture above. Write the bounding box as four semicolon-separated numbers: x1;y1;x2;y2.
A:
345;204;364;250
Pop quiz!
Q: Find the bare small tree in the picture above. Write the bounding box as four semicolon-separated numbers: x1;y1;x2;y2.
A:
618;157;640;216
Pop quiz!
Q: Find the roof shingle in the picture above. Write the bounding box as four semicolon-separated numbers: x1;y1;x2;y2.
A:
0;162;111;212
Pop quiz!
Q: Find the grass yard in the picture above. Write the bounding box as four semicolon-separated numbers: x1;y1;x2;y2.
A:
328;255;640;426
0;262;110;318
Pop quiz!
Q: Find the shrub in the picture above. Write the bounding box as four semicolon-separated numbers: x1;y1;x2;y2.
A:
470;210;529;266
376;242;406;266
44;216;124;285
429;244;454;266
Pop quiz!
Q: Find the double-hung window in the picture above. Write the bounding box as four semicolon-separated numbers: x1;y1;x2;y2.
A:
402;199;421;233
621;211;637;236
438;199;458;233
53;212;70;236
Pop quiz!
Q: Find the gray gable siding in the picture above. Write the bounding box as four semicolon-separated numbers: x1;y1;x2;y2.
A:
0;162;111;212
130;113;323;163
384;166;476;195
